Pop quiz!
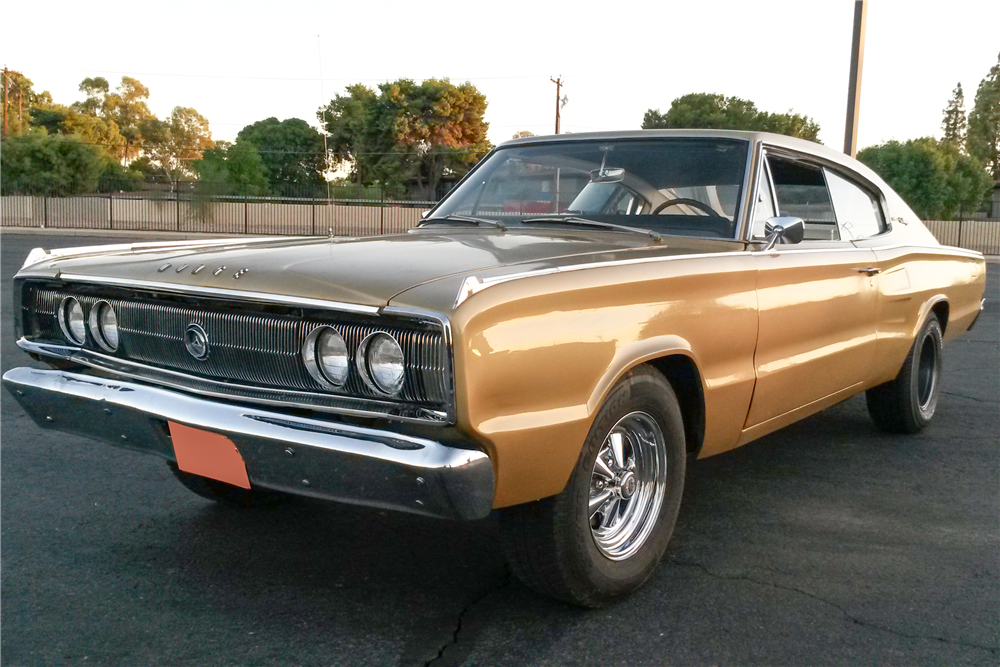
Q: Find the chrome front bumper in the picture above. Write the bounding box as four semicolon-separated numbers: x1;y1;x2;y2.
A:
2;367;494;520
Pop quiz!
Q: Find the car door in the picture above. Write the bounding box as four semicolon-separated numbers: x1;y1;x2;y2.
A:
746;150;880;428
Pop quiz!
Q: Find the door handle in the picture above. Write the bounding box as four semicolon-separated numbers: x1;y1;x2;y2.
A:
855;267;882;276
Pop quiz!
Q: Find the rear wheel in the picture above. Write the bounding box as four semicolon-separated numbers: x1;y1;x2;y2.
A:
500;365;686;607
168;463;285;508
866;314;943;433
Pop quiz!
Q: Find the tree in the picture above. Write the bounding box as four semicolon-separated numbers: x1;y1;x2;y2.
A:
31;105;126;159
858;137;992;219
0;131;108;195
642;93;821;141
941;83;967;149
71;76;158;162
191;140;269;195
319;83;376;183
512;130;535;139
320;78;492;198
967;52;1000;180
141;106;213;179
2;70;53;137
236;117;326;194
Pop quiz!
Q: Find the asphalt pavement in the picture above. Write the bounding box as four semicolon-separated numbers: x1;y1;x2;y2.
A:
2;231;997;666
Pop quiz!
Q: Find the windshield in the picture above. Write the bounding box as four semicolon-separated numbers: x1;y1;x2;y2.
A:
431;137;750;239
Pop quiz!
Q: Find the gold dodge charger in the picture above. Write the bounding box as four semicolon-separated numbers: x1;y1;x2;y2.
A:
4;130;987;606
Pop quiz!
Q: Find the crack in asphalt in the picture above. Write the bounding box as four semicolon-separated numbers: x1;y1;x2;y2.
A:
669;559;999;654
424;567;512;667
941;390;998;404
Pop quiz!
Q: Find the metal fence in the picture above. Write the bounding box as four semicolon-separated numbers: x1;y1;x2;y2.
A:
1;182;437;237
2;184;998;254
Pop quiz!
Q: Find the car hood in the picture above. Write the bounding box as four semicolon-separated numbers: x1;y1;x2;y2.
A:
19;229;743;309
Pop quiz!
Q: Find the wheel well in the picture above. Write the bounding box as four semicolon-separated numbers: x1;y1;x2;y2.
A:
931;301;949;336
647;355;705;456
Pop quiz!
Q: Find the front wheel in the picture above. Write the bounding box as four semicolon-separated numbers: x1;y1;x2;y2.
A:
866;314;943;433
499;365;686;607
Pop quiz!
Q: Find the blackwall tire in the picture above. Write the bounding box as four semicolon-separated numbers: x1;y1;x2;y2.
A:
866;314;943;434
499;365;686;607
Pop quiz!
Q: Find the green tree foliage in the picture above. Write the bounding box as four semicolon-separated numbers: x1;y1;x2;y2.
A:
2;70;53;137
236;117;325;194
967;52;1000;179
858;137;992;219
319;83;376;177
941;83;967;149
1;131;108;195
642;93;821;141
31;105;126;158
140;107;214;179
320;78;491;198
192;140;269;195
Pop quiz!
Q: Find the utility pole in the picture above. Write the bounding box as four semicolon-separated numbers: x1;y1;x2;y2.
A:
2;67;9;139
550;76;564;134
843;0;868;157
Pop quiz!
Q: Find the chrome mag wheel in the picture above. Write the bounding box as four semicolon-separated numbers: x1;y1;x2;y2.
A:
589;411;668;560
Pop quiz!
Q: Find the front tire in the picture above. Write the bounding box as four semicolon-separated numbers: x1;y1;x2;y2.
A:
499;365;686;607
866;314;943;433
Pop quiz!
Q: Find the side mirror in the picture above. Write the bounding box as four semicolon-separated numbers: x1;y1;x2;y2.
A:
762;216;805;251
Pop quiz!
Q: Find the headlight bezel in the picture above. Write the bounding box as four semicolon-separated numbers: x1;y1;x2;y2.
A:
88;300;119;352
357;331;405;396
58;296;87;345
302;325;350;389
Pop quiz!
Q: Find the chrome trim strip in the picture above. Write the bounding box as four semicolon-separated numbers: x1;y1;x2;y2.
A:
17;338;451;425
16;274;381;314
453;251;748;307
2;367;494;520
451;240;984;307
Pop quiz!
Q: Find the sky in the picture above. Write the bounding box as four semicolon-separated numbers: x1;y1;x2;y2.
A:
4;0;998;153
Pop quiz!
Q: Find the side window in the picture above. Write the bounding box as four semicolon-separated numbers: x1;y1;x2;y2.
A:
825;169;885;239
750;162;776;239
766;155;839;241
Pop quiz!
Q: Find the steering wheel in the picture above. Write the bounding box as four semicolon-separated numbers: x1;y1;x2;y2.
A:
651;198;722;217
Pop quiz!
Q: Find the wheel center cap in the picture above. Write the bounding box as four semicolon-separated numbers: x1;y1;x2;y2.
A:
619;472;637;499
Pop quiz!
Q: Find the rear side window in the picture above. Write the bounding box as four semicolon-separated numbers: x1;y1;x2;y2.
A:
766;155;839;241
824;169;885;239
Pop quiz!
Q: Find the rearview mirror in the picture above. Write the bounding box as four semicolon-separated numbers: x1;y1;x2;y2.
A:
590;167;625;184
762;216;805;251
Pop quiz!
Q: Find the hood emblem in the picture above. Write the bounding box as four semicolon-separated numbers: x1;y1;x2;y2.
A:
184;323;210;360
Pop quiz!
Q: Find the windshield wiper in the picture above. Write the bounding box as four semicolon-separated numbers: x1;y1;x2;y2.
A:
418;214;507;231
522;215;661;243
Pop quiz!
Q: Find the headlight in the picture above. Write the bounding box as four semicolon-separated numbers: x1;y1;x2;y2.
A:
89;301;119;352
58;297;86;345
359;332;404;396
302;326;349;388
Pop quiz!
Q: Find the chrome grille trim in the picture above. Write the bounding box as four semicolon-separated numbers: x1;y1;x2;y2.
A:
19;281;454;424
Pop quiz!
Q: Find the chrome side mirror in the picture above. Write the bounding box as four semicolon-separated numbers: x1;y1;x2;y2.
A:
762;216;805;251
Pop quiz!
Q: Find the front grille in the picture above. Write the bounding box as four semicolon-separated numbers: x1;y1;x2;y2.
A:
21;281;452;421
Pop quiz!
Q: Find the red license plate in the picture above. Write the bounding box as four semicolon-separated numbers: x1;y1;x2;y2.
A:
168;421;251;489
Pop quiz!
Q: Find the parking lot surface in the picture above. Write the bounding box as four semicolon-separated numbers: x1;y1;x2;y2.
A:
2;232;997;666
